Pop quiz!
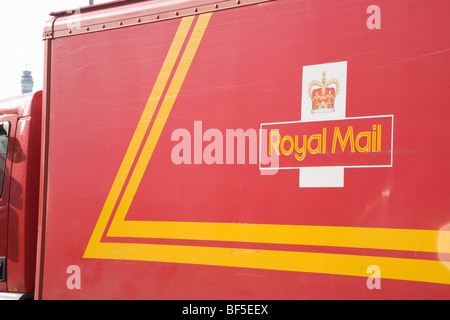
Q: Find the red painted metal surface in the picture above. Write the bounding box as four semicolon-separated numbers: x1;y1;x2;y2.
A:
37;0;450;299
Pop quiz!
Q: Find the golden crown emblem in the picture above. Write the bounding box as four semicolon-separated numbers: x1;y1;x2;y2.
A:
309;72;340;113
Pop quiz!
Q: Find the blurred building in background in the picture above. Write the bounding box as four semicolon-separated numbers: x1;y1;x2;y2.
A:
21;69;34;94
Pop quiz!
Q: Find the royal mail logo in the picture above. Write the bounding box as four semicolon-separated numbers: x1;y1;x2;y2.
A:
262;116;392;168
260;61;394;188
309;71;340;113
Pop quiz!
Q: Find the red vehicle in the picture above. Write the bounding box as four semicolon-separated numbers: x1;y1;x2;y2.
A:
0;0;449;300
0;92;41;299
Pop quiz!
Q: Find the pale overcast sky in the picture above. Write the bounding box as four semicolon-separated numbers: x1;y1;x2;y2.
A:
0;0;112;100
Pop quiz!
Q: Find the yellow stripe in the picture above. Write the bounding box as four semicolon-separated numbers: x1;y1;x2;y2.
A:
107;13;212;228
84;16;196;255
107;221;450;254
85;242;450;285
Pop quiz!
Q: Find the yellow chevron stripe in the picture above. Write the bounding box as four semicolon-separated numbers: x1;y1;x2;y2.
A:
108;12;212;228
84;15;199;256
86;242;450;285
107;220;450;254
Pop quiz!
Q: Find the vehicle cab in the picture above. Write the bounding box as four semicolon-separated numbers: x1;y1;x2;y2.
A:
0;91;41;299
